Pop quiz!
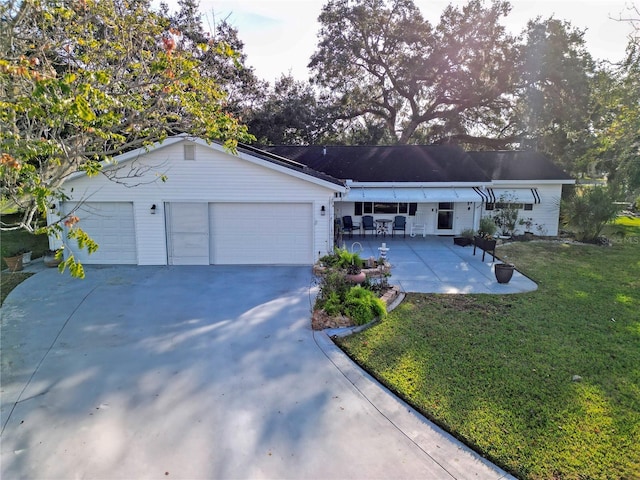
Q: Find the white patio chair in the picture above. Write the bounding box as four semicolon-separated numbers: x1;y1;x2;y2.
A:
410;213;427;237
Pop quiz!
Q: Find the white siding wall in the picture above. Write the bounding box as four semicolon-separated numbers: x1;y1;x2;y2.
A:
479;184;564;236
522;184;564;236
57;141;340;265
454;203;475;234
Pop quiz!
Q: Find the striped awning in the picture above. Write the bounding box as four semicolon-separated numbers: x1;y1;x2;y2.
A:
474;188;541;204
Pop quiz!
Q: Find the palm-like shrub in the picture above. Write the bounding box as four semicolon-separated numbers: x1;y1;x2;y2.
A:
561;185;622;242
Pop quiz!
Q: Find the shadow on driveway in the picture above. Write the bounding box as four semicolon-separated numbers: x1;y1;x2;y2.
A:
1;265;512;479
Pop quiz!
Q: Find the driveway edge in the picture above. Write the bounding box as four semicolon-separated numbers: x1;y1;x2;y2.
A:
312;330;516;480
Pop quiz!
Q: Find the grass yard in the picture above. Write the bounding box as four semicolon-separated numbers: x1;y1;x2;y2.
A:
0;213;49;305
336;218;640;479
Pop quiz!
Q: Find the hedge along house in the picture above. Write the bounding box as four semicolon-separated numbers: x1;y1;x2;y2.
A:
48;135;346;266
261;145;575;238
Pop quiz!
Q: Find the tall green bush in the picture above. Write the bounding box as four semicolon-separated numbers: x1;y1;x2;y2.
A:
561;185;622;242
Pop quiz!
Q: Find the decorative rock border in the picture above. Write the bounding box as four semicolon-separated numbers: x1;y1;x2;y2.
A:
312;262;392;279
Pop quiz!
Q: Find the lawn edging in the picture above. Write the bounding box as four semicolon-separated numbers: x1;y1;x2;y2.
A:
312;322;516;480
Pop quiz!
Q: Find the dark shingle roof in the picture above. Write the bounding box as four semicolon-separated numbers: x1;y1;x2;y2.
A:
237;143;345;187
260;145;491;183
468;151;574;181
260;145;572;183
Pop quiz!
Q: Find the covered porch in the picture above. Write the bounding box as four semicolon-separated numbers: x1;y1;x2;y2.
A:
334;236;537;294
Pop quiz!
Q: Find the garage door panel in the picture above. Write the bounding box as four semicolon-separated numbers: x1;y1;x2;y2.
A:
63;202;136;264
166;203;210;265
210;203;312;265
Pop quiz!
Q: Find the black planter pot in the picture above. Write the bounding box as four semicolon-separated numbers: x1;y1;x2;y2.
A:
494;263;515;284
453;237;473;247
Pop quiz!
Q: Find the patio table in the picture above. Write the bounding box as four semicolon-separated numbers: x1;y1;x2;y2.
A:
375;218;392;236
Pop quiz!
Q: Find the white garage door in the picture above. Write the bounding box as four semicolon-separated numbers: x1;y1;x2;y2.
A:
210;203;313;265
63;202;137;264
166;202;209;265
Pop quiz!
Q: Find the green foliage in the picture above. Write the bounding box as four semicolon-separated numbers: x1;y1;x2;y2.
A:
315;269;351;310
492;193;520;236
320;247;364;272
561;185;622;242
0;0;252;277
478;216;497;237
581;44;640;195
309;0;519;145
344;286;387;326
513;18;595;170
322;291;343;317
245;74;338;145
315;255;387;324
459;228;475;239
337;233;640;479
0;214;49;269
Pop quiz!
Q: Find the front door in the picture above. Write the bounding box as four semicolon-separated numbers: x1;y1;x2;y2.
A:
436;202;454;233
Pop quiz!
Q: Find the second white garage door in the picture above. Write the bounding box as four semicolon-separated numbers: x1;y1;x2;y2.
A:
210;203;313;265
62;202;137;264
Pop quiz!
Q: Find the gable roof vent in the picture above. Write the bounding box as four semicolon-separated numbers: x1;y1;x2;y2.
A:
184;144;195;161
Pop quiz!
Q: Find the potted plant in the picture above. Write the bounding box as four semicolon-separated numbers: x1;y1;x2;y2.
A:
43;248;63;267
18;248;33;264
334;249;365;284
478;216;497;238
454;228;475;246
494;263;515;283
474;218;498;261
2;248;24;272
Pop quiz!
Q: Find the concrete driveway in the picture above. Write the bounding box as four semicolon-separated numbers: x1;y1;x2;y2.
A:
1;265;512;479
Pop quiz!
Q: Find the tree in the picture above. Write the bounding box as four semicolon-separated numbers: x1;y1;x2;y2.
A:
0;0;251;277
309;0;520;145
584;5;640;196
245;74;338;145
168;0;266;117
507;18;596;171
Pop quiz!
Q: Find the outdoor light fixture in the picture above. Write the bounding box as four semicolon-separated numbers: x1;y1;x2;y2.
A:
321;205;326;216
150;204;157;214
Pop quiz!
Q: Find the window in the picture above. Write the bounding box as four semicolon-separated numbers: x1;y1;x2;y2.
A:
524;203;533;211
354;202;418;216
374;202;397;214
485;203;495;211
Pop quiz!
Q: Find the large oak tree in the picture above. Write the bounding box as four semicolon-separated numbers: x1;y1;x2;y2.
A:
309;0;520;145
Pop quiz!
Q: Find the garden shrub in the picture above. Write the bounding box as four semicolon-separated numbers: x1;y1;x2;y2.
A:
561;185;622;242
343;286;387;325
322;291;343;317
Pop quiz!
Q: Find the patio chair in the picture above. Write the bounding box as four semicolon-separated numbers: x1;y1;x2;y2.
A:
392;216;406;238
410;213;427;238
342;215;359;238
361;215;376;237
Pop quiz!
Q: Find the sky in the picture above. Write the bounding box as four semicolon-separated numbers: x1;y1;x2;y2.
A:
158;0;637;83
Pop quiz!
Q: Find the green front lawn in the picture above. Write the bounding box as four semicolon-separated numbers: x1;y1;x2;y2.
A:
337;222;640;479
1;214;49;305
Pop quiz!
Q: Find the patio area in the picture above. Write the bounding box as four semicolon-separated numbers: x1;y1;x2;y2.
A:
336;235;537;294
